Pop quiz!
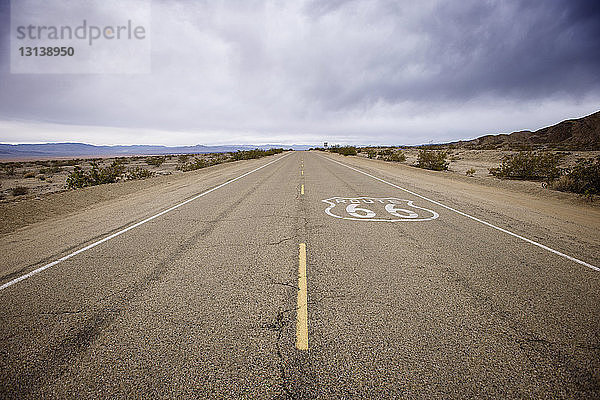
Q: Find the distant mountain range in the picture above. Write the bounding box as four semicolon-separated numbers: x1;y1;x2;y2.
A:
451;110;600;150
0;143;313;159
2;110;598;159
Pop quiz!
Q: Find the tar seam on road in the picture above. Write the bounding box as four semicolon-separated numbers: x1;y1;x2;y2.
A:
297;243;309;350
324;156;599;272
0;153;292;292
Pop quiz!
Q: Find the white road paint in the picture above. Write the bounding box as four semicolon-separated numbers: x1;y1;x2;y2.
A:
324;155;599;272
0;153;291;291
323;197;438;222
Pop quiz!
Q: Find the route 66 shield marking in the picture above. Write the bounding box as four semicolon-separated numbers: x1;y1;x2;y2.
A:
322;197;439;222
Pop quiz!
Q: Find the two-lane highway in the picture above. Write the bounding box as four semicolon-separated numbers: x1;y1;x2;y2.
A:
1;151;599;398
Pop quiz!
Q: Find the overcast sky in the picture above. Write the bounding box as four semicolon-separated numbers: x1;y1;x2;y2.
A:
0;0;599;146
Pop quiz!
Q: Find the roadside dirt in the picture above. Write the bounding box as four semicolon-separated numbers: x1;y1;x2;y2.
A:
0;157;242;235
0;154;222;201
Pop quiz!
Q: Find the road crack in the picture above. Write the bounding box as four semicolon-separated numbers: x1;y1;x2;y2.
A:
263;308;299;400
266;237;296;246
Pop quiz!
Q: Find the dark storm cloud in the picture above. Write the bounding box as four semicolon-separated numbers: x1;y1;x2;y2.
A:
298;0;600;110
0;0;599;145
427;0;600;97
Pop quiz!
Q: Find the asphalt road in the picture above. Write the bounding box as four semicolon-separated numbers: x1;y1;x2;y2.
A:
1;151;599;399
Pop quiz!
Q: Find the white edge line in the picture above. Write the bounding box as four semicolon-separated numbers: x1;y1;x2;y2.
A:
322;155;599;272
0;153;292;291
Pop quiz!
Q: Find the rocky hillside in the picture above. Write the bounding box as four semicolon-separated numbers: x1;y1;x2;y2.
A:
455;111;600;150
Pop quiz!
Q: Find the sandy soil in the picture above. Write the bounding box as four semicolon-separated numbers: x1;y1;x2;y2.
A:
0;153;231;234
0;153;225;202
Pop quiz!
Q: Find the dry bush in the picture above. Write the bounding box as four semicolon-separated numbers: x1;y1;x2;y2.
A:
416;150;449;171
329;146;357;156
551;156;600;196
126;167;154;180
489;152;562;181
11;186;29;196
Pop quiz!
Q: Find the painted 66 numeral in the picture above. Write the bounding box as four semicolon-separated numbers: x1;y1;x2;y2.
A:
346;203;418;219
345;204;376;218
323;197;439;222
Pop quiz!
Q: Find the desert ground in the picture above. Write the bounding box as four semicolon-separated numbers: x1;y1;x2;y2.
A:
0;153;224;202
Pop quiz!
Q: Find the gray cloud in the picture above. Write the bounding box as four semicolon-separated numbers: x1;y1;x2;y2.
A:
0;0;599;145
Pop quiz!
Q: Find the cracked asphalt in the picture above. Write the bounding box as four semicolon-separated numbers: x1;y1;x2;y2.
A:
1;151;599;399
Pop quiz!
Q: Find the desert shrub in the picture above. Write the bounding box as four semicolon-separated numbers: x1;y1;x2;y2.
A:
416;150;449;171
489;152;562;181
366;150;377;159
23;171;36;178
382;151;407;163
65;166;88;188
66;161;126;188
174;148;283;170
126;167;154;180
514;144;534;151
329;146;357;156
145;156;166;167
178;157;208;171
3;162;21;170
465;168;476;176
46;159;80;167
39;166;63;174
87;161;126;184
38;175;46;181
231;148;284;161
2;165;15;176
11;186;29;196
551;156;600;195
115;157;130;164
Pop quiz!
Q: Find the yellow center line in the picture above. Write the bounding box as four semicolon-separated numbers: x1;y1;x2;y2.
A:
296;243;308;350
301;184;304;195
301;170;304;176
